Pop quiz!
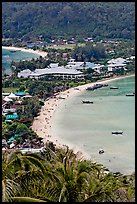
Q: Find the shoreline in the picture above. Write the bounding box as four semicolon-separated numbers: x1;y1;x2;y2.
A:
31;73;135;159
2;45;47;58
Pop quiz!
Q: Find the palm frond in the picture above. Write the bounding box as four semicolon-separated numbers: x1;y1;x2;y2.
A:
59;184;67;202
10;196;47;202
2;179;20;202
22;155;46;174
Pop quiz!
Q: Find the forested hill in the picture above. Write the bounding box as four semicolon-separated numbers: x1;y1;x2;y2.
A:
2;2;135;40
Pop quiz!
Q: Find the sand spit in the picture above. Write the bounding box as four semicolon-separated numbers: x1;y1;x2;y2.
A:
2;46;47;58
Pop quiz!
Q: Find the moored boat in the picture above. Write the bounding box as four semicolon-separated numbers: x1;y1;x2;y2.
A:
10;50;17;52
99;149;104;154
112;131;123;135
110;86;119;89
82;100;93;104
126;93;135;96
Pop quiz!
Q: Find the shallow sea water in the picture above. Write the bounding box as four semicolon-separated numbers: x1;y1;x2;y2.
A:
52;76;135;175
2;48;39;75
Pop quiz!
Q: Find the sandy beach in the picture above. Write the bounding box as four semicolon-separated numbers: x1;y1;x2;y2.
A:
2;46;47;58
31;74;135;157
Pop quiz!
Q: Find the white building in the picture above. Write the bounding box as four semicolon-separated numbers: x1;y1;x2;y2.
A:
65;60;104;73
107;57;127;64
108;63;127;72
18;69;32;78
107;57;127;72
18;67;83;80
92;64;105;73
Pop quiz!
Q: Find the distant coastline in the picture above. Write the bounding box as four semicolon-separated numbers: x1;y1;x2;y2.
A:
2;46;48;58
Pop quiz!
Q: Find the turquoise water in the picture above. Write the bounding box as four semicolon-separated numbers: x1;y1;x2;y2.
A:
52;76;135;175
2;48;39;75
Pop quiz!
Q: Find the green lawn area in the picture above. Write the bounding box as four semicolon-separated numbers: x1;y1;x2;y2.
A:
46;43;85;50
2;87;19;93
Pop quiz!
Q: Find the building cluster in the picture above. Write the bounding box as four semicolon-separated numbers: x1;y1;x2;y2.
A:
2;91;34;149
17;56;135;80
2;92;32;117
17;59;105;80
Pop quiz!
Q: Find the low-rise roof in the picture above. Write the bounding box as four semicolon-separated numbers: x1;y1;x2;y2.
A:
14;92;26;96
107;57;127;64
8;93;19;98
8;137;15;142
6;113;18;120
3;108;16;113
48;63;59;68
2;93;10;96
29;67;82;77
67;61;84;66
3;96;13;102
84;62;96;69
18;66;82;78
18;69;32;78
108;63;126;67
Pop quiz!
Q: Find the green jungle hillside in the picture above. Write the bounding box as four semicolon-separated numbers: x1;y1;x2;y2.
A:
2;2;135;40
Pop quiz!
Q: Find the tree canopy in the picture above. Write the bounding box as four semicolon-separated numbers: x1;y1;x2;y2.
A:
2;147;135;202
2;2;135;40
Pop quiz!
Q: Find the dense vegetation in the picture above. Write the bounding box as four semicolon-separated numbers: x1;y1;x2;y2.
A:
2;2;135;40
72;43;106;62
2;147;135;202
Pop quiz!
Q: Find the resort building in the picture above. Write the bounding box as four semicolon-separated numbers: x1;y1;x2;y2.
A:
107;57;127;72
17;60;105;79
108;63;127;72
88;64;104;73
107;57;127;64
66;60;104;73
126;56;135;64
18;67;83;80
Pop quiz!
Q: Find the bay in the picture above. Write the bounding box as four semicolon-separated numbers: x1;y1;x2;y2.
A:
52;76;135;175
2;48;135;174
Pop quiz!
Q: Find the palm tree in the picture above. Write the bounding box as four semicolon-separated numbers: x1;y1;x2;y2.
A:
2;150;46;202
40;147;95;202
83;171;118;202
2;147;135;202
41;146;133;202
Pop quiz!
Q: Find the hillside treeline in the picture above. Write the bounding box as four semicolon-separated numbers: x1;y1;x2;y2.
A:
2;2;135;40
